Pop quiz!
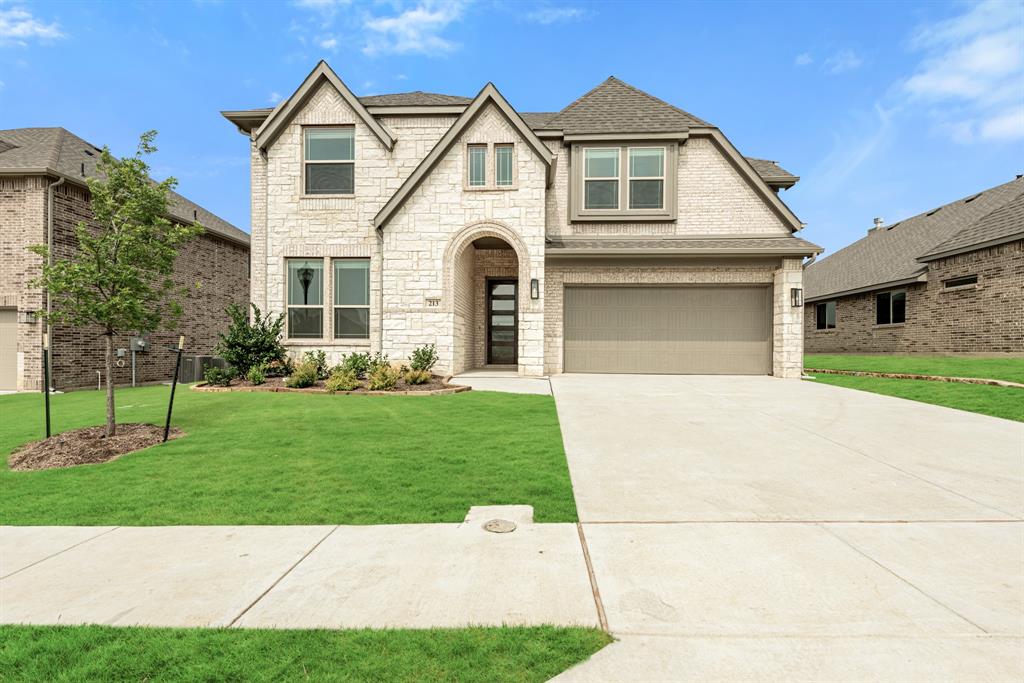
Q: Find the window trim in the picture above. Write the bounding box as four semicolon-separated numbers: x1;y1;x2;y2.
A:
494;143;514;187
464;142;517;191
286;257;325;340
332;258;371;340
875;289;907;326
582;146;620;211
627;147;666;211
303;126;355;197
815;301;836;330
467;144;487;187
570;142;677;221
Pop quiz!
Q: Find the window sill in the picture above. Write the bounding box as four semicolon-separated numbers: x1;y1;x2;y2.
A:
813;328;837;333
464;185;517;192
301;194;355;200
872;323;906;329
941;284;978;293
571;212;676;222
286;338;371;346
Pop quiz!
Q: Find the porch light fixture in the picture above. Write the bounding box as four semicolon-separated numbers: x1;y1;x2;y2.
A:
298;267;314;305
790;287;803;307
530;278;540;300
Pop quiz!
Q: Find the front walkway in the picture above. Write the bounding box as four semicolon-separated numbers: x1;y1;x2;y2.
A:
550;374;1024;682
450;369;552;395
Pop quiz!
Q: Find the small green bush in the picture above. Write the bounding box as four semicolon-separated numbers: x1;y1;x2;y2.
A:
264;357;293;377
409;344;438;372
284;360;319;388
325;368;360;393
214;304;287;377
246;364;266;385
302;350;329;379
404;369;432;385
367;364;399;391
203;366;236;387
339;352;371;378
367;351;391;375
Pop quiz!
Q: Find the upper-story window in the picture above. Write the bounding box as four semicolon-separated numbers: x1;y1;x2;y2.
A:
304;127;354;195
468;144;487;187
572;143;677;221
495;144;514;187
465;143;516;190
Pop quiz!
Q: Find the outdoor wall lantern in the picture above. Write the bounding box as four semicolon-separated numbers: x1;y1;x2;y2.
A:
298;267;314;305
530;278;540;300
791;287;803;307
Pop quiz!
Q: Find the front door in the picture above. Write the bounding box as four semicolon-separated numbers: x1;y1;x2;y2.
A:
487;280;517;365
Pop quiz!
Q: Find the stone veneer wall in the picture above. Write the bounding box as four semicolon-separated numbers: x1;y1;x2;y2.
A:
805;240;1023;354
543;257;804;377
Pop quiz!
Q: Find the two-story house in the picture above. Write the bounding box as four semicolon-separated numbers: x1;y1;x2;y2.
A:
222;61;819;378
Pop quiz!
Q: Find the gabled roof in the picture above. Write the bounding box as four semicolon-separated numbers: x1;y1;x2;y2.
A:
0;127;249;245
745;157;799;188
374;83;554;230
919;189;1024;261
541;76;711;135
254;61;396;152
804;177;1024;301
359;91;471;106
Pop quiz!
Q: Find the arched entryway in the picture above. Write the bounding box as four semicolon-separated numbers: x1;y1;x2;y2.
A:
444;223;530;375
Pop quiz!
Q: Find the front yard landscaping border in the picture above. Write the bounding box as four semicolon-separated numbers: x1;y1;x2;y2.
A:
805;367;1024;389
193;375;471;396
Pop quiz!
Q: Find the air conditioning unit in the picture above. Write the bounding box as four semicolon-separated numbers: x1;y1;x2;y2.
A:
178;355;228;383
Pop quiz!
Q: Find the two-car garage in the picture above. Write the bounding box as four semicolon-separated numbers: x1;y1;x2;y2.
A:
562;286;772;375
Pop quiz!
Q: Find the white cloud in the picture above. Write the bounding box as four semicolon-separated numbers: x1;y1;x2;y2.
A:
903;0;1024;143
268;91;282;104
794;52;813;67
823;49;862;74
0;6;65;46
319;36;338;50
362;1;465;57
525;6;585;25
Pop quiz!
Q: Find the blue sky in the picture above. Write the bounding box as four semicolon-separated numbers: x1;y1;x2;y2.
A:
2;0;1022;256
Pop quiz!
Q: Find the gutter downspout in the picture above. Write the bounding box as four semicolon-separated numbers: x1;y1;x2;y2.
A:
45;176;65;391
376;226;384;354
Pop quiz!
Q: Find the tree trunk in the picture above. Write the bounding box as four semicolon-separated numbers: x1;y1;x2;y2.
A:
104;331;116;437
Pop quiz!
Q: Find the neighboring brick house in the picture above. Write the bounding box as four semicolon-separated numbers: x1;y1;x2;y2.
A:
0;127;250;391
804;177;1024;354
222;62;819;378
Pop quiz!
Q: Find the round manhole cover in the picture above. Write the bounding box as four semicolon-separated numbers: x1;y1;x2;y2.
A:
483;519;516;533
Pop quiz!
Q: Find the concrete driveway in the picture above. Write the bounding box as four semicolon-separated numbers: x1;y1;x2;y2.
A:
550;375;1024;682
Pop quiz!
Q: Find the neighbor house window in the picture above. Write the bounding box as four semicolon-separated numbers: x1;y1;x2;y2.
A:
944;275;978;289
876;290;906;325
628;147;665;209
333;259;370;339
495;144;514;187
304;128;354;195
287;259;324;338
815;301;836;330
584;148;619;209
468;145;487;187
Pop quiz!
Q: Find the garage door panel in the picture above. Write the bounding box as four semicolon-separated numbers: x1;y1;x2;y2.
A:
563;286;771;375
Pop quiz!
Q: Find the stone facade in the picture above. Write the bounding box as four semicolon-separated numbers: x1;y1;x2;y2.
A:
249;78;809;377
804;240;1023;354
0;174;249;391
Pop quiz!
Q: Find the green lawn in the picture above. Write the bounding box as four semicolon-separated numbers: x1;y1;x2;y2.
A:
0;386;578;525
805;354;1024;384
810;374;1024;422
0;624;610;683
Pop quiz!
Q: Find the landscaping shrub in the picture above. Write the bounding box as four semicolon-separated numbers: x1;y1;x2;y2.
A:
404;369;432;385
246;364;266;385
264;357;293;377
325;368;360;393
409;344;438;372
367;365;399;391
339;352;371;378
203;366;236;387
302;350;329;379
215;304;287;377
367;351;391;375
284;360;319;389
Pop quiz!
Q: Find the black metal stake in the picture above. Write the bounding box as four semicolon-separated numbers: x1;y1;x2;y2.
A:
42;333;51;438
164;335;185;443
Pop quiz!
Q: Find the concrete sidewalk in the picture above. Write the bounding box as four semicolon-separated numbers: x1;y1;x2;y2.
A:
0;506;600;630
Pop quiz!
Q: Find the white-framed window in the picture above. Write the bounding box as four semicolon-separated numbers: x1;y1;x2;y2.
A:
287;258;324;338
468;144;487;187
628;147;665;210
583;148;620;210
815;301;836;330
304;127;354;195
333;259;370;339
875;289;906;325
495;144;514;187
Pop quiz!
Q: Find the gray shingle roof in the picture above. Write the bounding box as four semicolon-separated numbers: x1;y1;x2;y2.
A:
358;91;471;106
920;190;1024;260
745;157;798;184
540;76;711;134
520;112;559;129
804;177;1024;300
0;127;248;245
547;236;821;254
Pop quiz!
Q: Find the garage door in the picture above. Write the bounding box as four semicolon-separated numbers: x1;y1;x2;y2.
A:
0;309;16;391
563;286;771;374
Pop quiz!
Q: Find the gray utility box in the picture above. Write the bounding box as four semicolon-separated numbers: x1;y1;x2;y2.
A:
177;355;228;383
129;337;149;352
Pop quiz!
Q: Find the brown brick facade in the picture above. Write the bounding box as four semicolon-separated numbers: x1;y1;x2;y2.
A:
805;240;1023;354
0;174;249;391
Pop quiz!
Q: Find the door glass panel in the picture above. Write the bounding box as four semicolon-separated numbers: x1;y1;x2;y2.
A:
491;283;515;296
491;299;514;311
491;315;514;327
491;330;515;342
490;345;514;364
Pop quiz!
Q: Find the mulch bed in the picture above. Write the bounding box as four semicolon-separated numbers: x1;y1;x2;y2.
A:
8;423;184;472
194;374;470;395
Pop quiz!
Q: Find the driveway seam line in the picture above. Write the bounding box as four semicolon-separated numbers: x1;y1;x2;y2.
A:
817;523;991;635
0;526;120;581
576;522;609;632
226;525;339;628
580;519;1021;524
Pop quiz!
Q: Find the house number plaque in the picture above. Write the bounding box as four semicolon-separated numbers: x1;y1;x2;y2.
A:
425;297;441;307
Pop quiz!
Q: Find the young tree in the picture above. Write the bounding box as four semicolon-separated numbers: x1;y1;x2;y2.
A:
31;131;202;437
